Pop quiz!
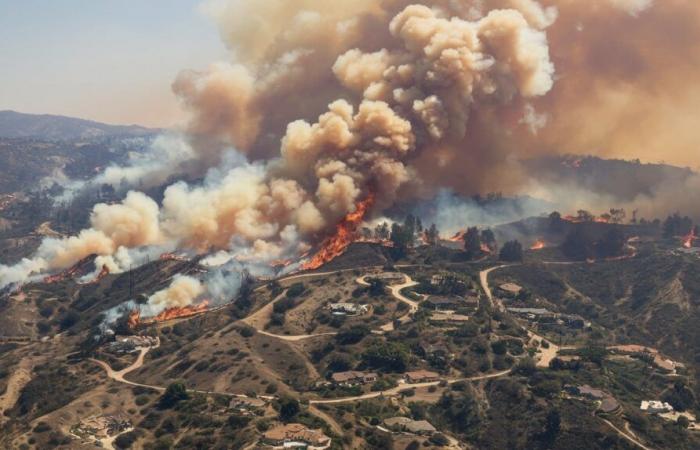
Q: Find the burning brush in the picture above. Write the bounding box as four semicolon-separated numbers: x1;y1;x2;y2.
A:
127;300;210;328
530;240;546;250
302;194;375;270
682;228;698;248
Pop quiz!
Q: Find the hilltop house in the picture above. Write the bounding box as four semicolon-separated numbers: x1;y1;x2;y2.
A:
497;283;523;298
384;417;437;436
429;312;470;325
405;370;440;383
331;371;377;386
328;303;368;316
641;401;674;414
262;423;331;449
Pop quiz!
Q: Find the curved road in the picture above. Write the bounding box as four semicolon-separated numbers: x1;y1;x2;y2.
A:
310;369;512;405
479;263;655;450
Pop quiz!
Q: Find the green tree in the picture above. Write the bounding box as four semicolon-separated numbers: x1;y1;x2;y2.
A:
597;228;626;258
562;228;595;261
362;341;411;372
499;240;523;262
549;211;563;231
278;397;300;422
426;223;440;245
158;382;189;409
464;227;482;259
335;324;371;345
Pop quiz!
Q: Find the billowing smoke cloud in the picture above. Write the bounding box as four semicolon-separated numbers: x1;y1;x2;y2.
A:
3;0;699;290
1;1;557;290
142;275;204;317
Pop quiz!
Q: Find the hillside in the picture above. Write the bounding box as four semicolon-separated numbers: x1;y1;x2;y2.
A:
0;111;158;141
526;155;696;201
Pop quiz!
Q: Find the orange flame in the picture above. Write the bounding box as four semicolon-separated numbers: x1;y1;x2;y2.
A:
480;243;493;254
683;228;697;249
43;264;83;284
127;309;141;329
129;301;211;327
447;231;465;242
91;265;110;283
302;194;375;270
530;240;546;250
160;253;187;262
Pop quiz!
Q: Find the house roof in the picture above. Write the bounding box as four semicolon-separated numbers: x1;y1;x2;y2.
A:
331;371;376;382
431;313;470;322
577;385;607;399
384;417;413;427
507;307;552;316
600;397;620;413
405;420;437;433
498;283;522;293
406;370;440;381
263;423;330;445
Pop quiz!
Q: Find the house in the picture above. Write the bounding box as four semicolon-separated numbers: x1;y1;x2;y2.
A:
383;417;413;430
405;370;440;383
463;295;480;307
497;283;523;298
425;296;462;311
560;314;590;329
429;312;470;325
565;385;620;414
640;401;674;414
573;385;607;400
405;420;437;435
609;345;680;373
105;335;159;355
653;355;679;373
331;371;378;386
507;307;556;321
599;397;621;414
328;303;368;316
262;423;332;449
384;417;436;436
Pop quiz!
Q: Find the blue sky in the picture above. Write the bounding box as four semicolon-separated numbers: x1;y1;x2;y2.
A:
0;0;228;127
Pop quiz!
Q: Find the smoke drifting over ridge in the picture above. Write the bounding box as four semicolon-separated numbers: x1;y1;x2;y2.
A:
2;0;699;294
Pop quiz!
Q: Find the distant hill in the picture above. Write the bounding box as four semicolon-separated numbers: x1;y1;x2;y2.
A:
0;110;158;140
526;155;695;201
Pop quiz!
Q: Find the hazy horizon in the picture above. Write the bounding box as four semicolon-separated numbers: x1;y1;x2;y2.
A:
0;0;227;128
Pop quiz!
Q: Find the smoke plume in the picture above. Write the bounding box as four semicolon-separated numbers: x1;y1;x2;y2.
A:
3;0;700;291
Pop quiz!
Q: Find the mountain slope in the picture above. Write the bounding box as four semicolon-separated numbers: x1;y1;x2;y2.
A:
0;110;158;140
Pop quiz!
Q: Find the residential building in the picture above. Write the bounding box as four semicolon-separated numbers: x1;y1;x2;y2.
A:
429;312;470;325
384;417;436;436
328;303;368;316
497;283;523;298
640;401;674;414
405;370;440;383
507;307;556;321
331;371;378;386
262;423;331;449
405;420;437;435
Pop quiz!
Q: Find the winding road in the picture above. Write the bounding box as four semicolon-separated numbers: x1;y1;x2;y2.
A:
309;369;512;405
